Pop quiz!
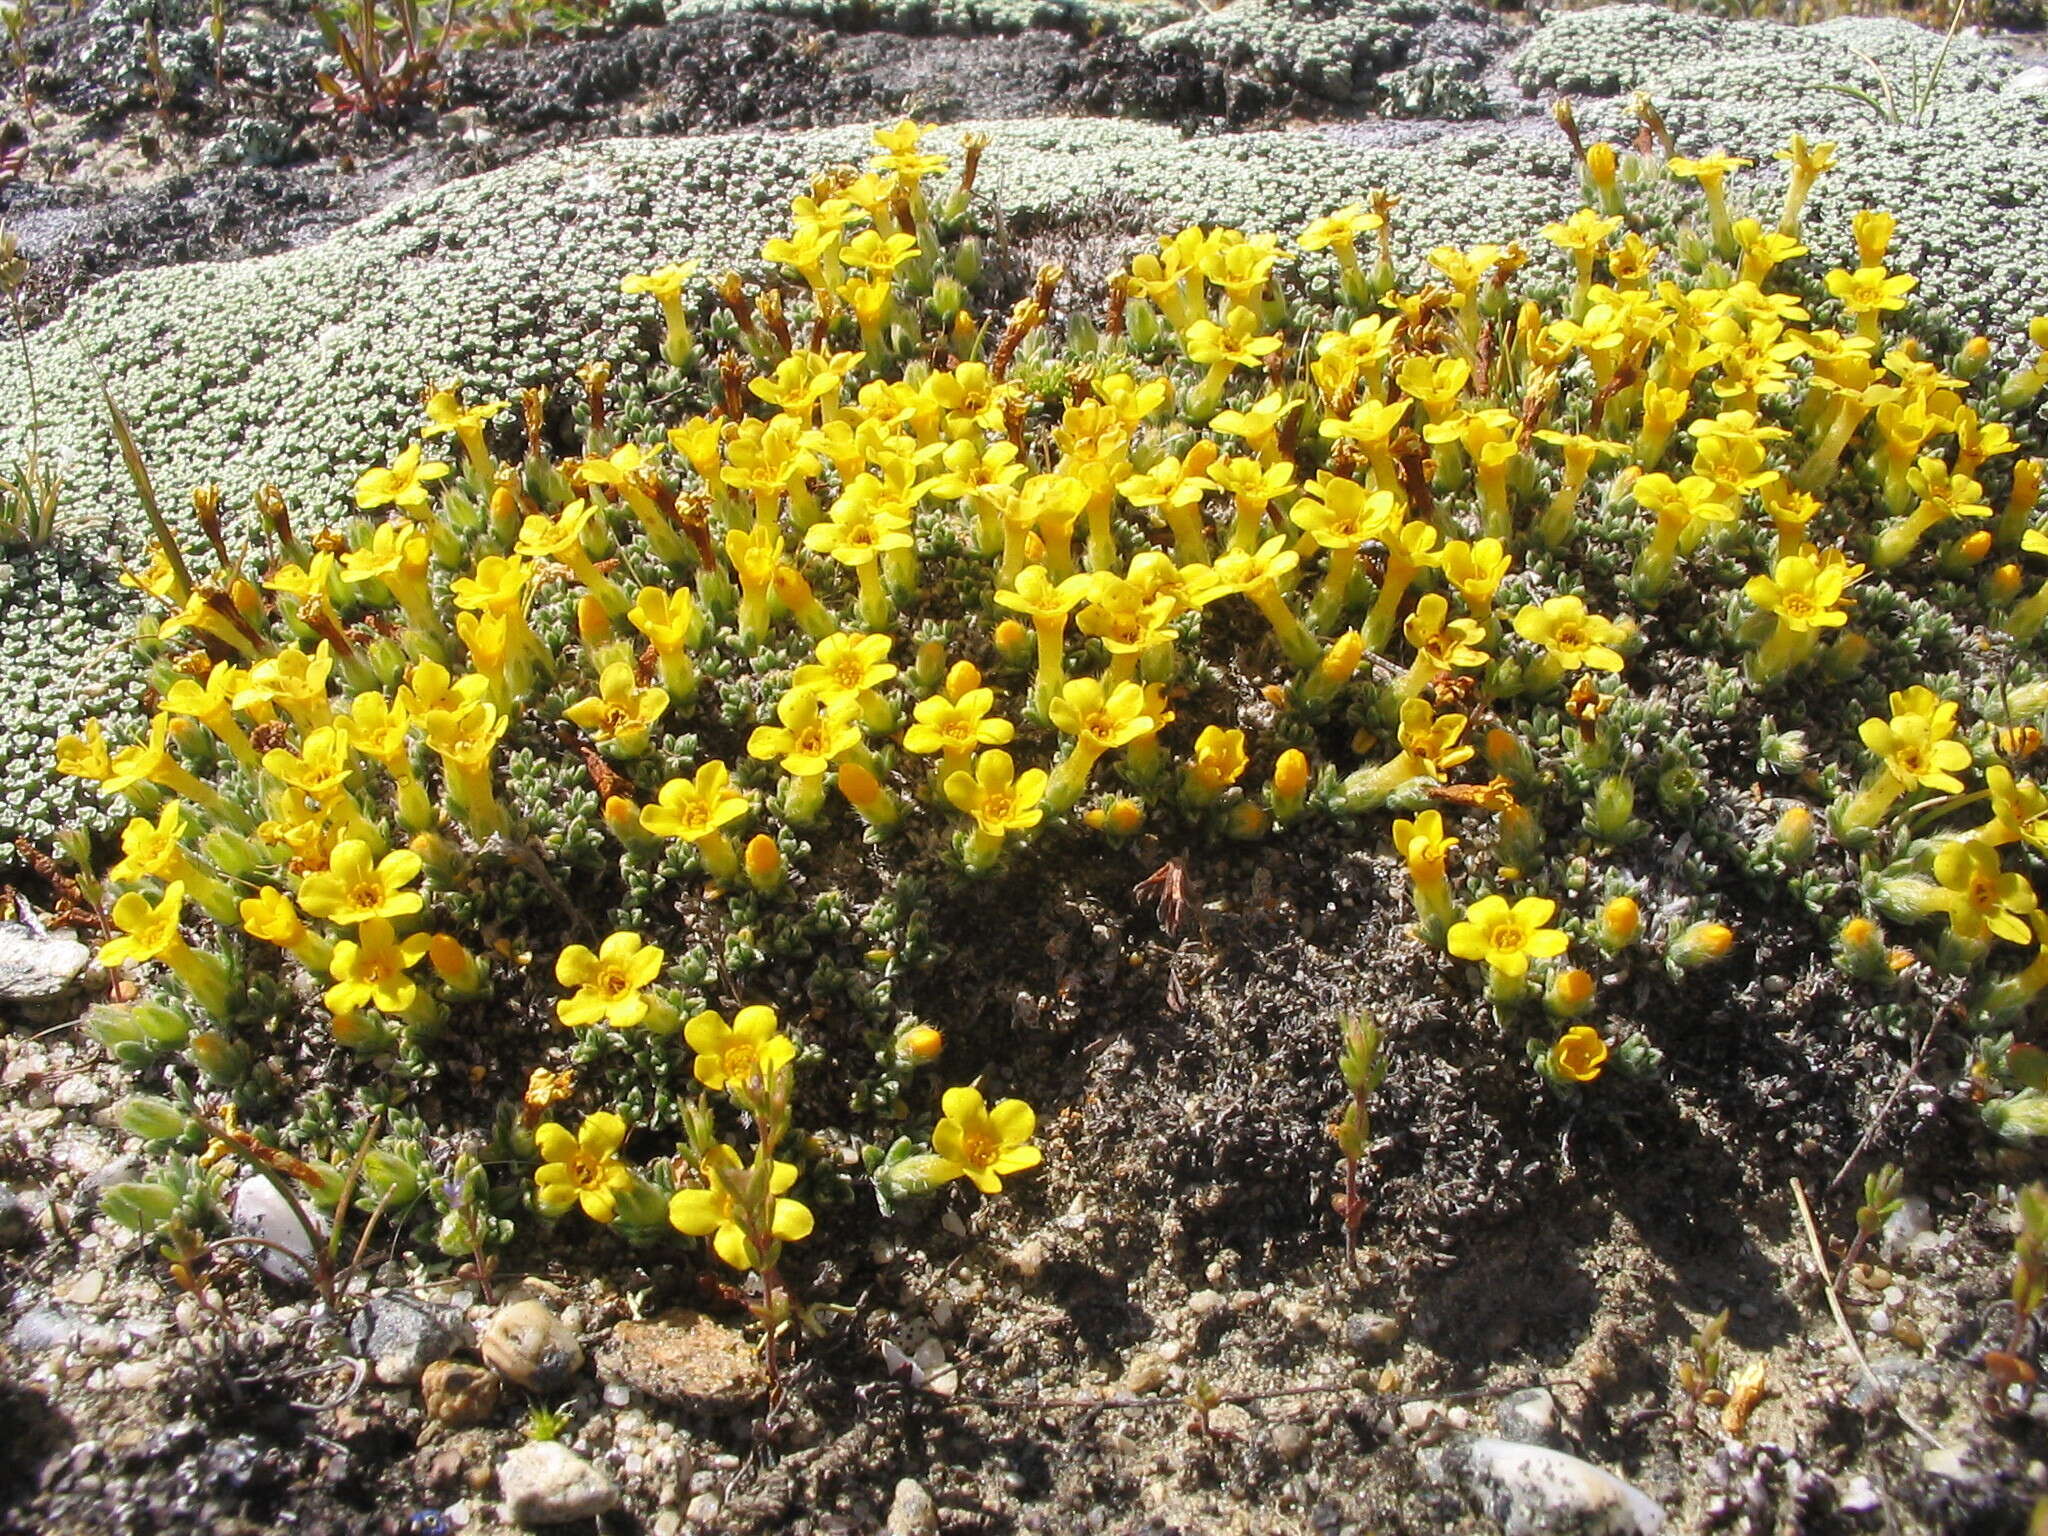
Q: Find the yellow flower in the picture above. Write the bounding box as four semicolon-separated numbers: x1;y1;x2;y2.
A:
1391;809;1458;879
684;1004;798;1094
747;689;864;778
100;880;189;969
1447;894;1571;979
450;554;533;617
297;838;424;926
668;1145;814;1271
641;762;748;844
929;1086;1042;1195
1744;551;1860;632
355;442;450;513
533;1112;634;1224
620;263;697;304
1047;677;1153;755
1933;839;2037;945
1987;765;2048;854
109;802;198;886
1512;596;1626;672
324;918;433;1016
1397;697;1474;779
565;660;670;751
792;631;897;705
239;886;310;950
905;689;1014;758
1188;725;1249;795
54;718;113;782
944;750;1048;839
626;586;697;653
1548;1026;1609;1084
555;931;666;1029
1858;686;1971;794
1824;265;1916;317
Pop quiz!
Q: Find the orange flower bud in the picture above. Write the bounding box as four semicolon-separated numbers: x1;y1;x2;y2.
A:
993;618;1031;664
1597;895;1641;951
944;659;983;700
1669;919;1734;969
577;590;613;648
744;833;786;893
896;1025;944;1065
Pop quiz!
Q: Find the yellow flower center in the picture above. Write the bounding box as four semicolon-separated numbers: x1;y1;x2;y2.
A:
350;881;385;911
721;1043;760;1082
961;1128;1000;1169
571;1153;607;1191
598;966;633;999
1488;922;1526;953
1781;592;1815;621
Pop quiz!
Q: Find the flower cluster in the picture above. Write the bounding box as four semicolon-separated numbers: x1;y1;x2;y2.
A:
56;117;2048;1315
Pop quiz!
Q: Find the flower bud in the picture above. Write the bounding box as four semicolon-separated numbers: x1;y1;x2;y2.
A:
912;639;949;694
1484;726;1537;787
1956;530;1994;566
993;618;1031;665
1588;775;1639;843
1989;562;2025;605
1269;748;1310;824
427;934;487;997
744;833;786;895
1956;335;1992;379
894;1024;944;1069
1544;967;1597;1020
189;1029;252;1086
120;1094;194;1141
134;1001;194;1045
577;591;613;649
1319;630;1364;685
1984;1092;2048;1145
1834;915;1892;982
331;1010;395;1052
1769;804;1815;867
1597;895;1641;951
1668;920;1734;970
1225;802;1270;839
1103;797;1146;839
944;659;983;700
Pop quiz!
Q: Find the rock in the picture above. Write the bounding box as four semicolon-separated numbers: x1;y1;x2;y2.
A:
1494;1387;1563;1449
1421;1436;1664;1536
498;1441;618;1527
10;1304;98;1353
420;1358;503;1426
1121;1351;1170;1395
1880;1197;1933;1263
2007;64;2048;95
51;1073;109;1110
0;922;93;1002
350;1294;471;1387
0;1187;36;1250
595;1313;765;1409
481;1300;584;1393
1270;1422;1312;1464
685;1491;722;1524
229;1177;330;1288
1343;1312;1402;1357
885;1477;939;1536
